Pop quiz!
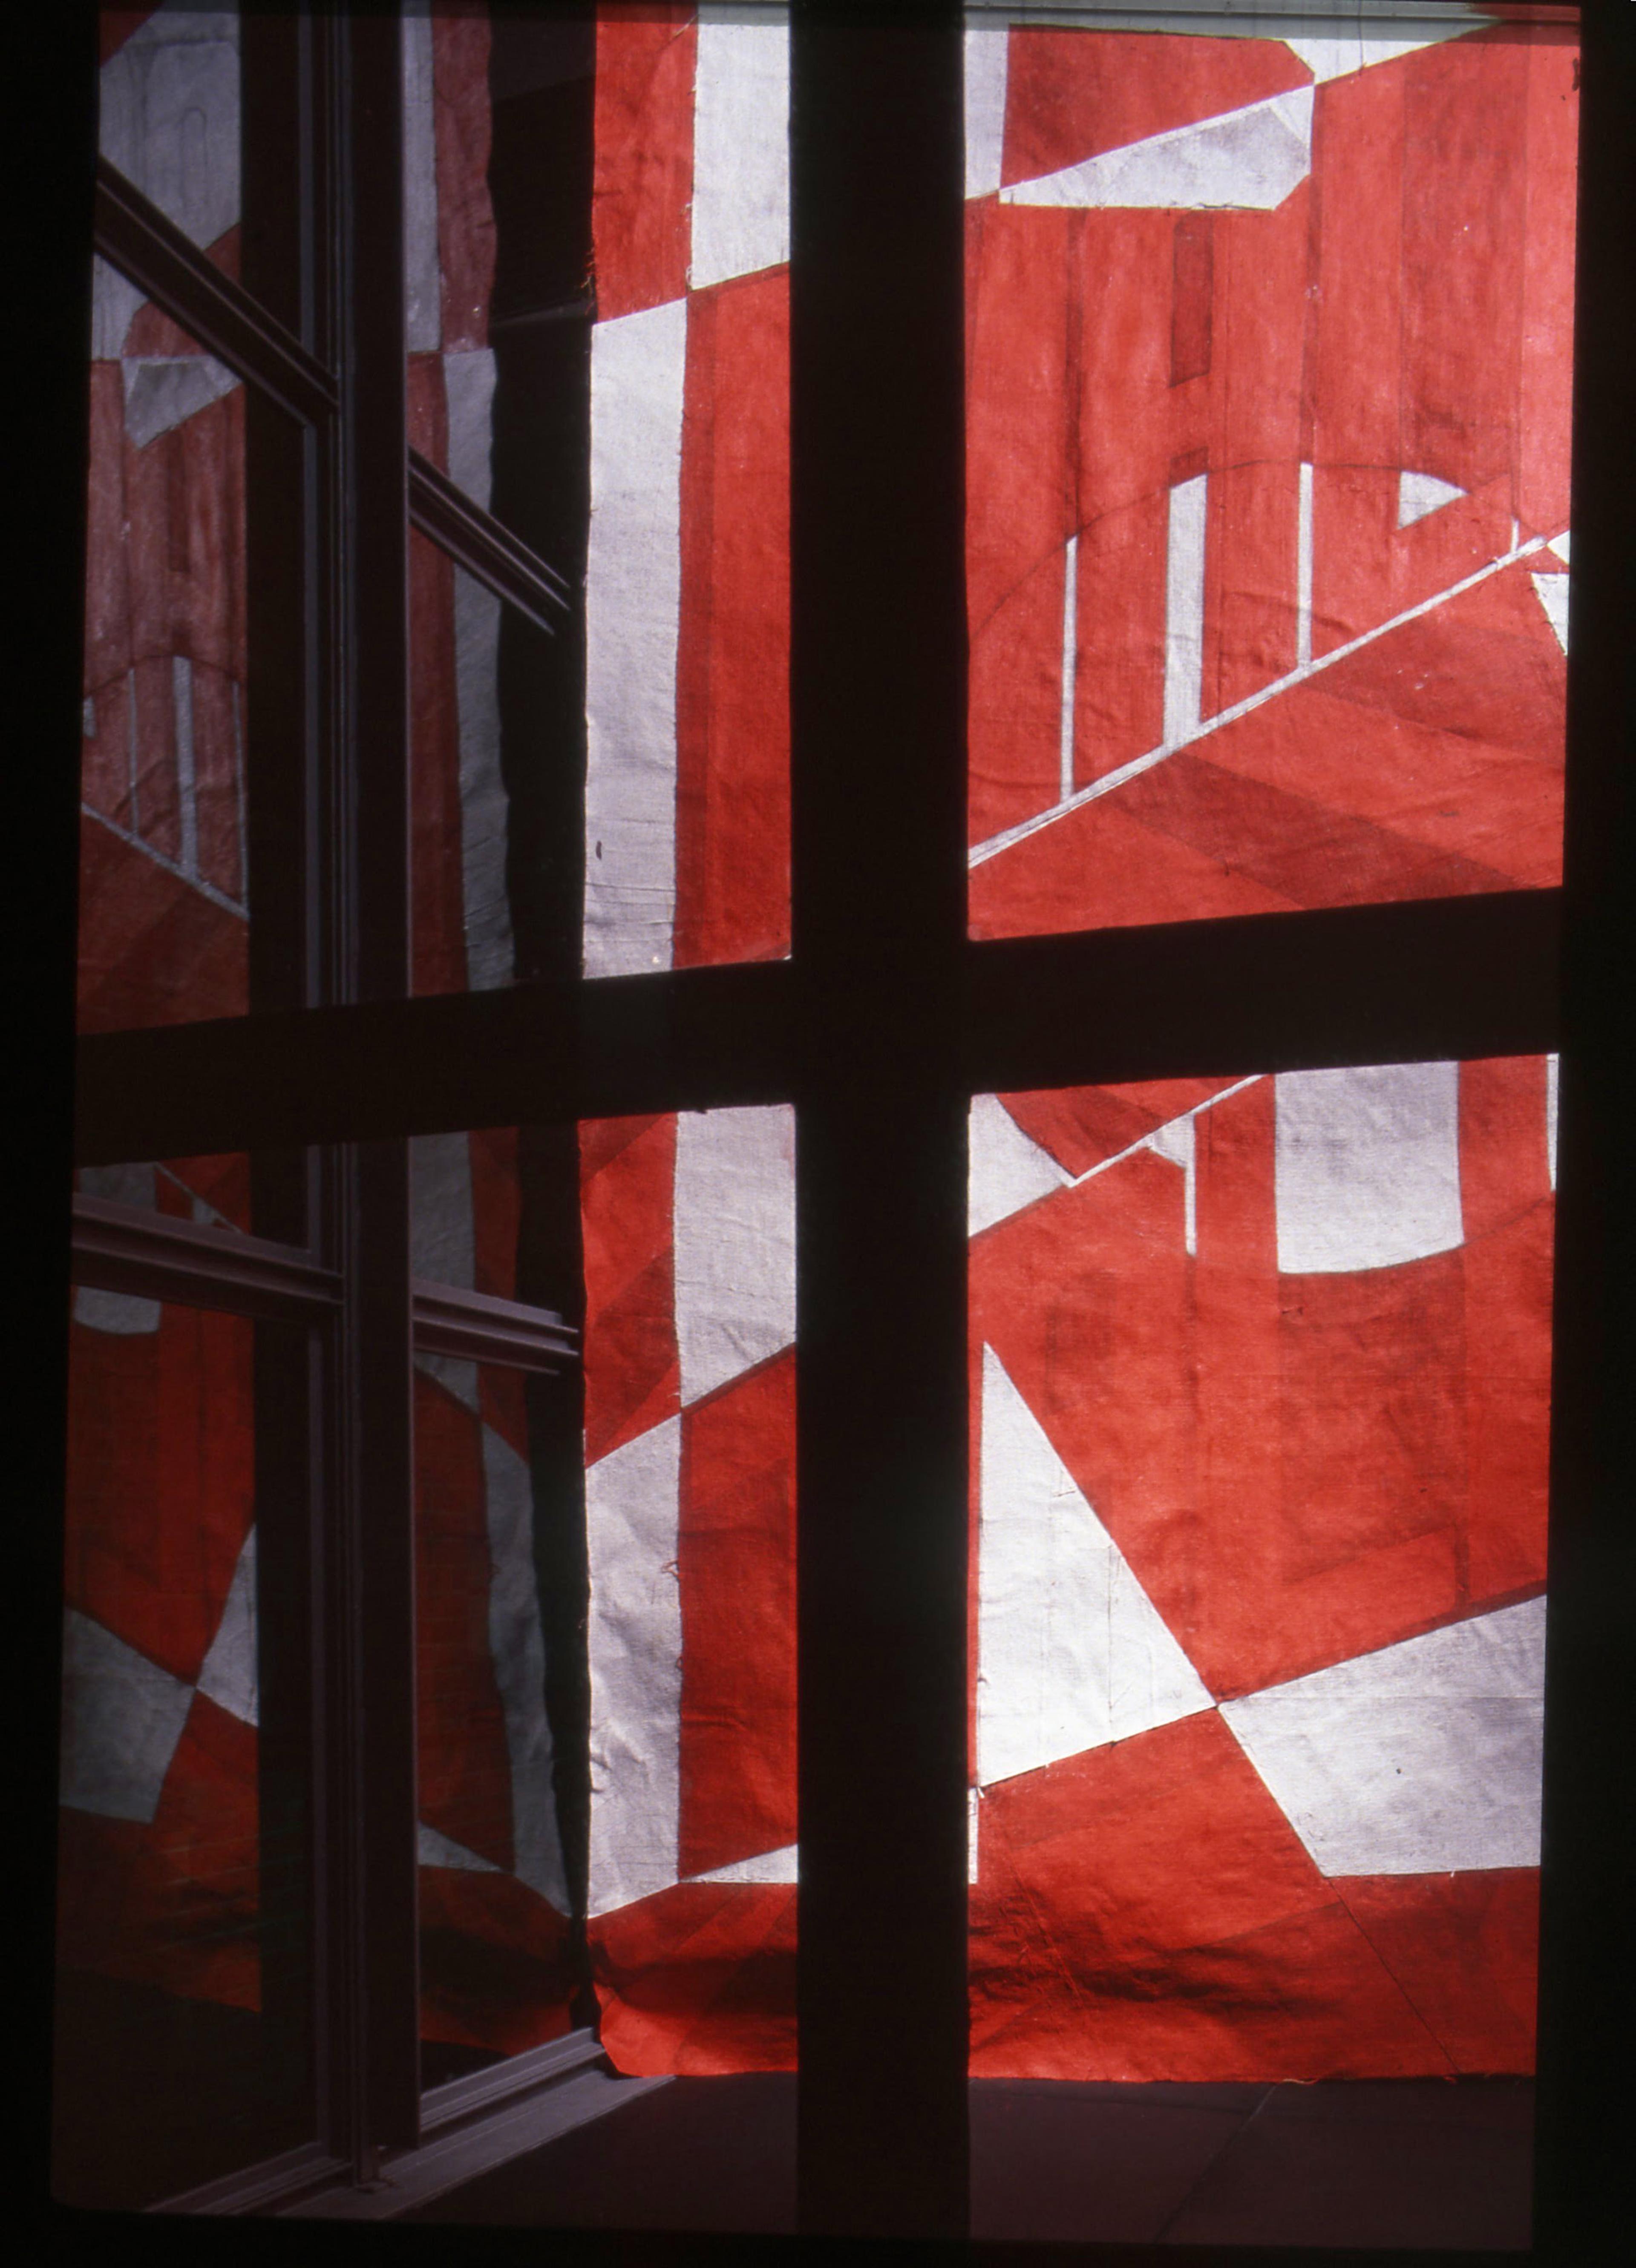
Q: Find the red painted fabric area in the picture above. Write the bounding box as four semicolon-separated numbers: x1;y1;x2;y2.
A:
593;1883;796;2075
415;1371;514;1873
678;1351;797;1878
57;1693;262;2013
63;1305;254;1684
592;6;695;319
581;1114;680;1463
675;271;791;966
971;1714;1447;2081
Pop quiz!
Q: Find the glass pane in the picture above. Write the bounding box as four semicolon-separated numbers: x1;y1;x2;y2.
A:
81;259;249;1032
966;1054;1554;2246
98;8;242;281
409;1106;798;2109
55;1300;313;2207
416;1352;581;2082
74;1153;253;1234
412;1124;582;2081
584;1106;797;2079
965;6;1577;938
409;532;536;1000
405;2;790;988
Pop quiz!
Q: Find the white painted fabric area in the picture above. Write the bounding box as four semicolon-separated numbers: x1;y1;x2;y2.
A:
1222;1596;1546;1875
1397;469;1467;528
674;1106;797;1406
95;10;241;357
1547;1053;1558;1190
1002;86;1311;213
444;348;515;994
586;1415;682;1915
964;22;1010;198
1532;570;1569;655
402;5;442;352
59;1610;195;1825
99;10;241;249
483;1424;571;1909
691;9;790;289
418;1821;501;1873
74;1164;161;1333
197;1526;258;1726
1274;1061;1463;1274
968;1093;1071;1238
121;356;241;448
1282;26;1482;86
688;1843;799;1886
585;301;687;977
411;1130;481;1411
1164;475;1207;746
977;1347;1211;1790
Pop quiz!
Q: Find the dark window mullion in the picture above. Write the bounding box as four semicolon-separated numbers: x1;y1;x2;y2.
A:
316;4;418;2174
963;888;1562;1096
408;449;570;639
1534;3;1636;2261
791;2;970;2238
92;159;336;426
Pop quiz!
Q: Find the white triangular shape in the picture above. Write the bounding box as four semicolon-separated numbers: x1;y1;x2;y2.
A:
969;1092;1071;1237
688;1842;799;1886
1397;470;1467;528
1548;530;1570;563
1284;26;1487;87
1000;86;1311;214
197;1527;258;1726
1221;1597;1544;1876
977;1347;1211;1788
418;1822;502;1873
1531;571;1570;655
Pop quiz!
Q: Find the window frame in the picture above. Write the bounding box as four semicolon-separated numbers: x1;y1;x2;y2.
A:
26;0;1633;2256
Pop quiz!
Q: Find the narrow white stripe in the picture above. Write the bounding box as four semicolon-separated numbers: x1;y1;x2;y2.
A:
230;677;247;906
1058;533;1079;803
1546;1053;1558;1190
585;301;687;977
172;653;199;877
444;349;513;992
484;1424;570;1910
81;799;248;917
963;22;1010;200
1163;475;1207;747
971;528;1559;870
690;11;790;289
1069;1076;1263;1195
1296;459;1313;669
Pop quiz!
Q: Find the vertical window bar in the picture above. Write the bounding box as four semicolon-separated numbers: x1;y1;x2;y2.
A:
791;2;970;2238
1535;3;1636;2260
241;3;327;2164
321;5;418;2172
